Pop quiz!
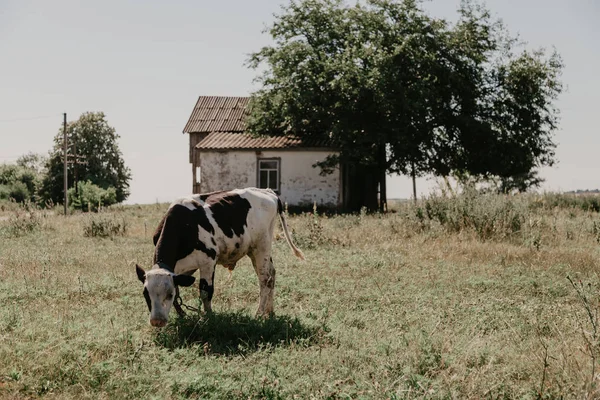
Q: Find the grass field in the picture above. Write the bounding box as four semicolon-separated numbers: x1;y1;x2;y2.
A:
1;192;600;399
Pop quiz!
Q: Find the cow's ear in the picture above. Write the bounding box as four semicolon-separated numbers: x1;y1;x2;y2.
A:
135;264;146;283
174;274;195;287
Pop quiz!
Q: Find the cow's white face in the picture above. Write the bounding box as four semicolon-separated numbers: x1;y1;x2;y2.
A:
135;264;195;327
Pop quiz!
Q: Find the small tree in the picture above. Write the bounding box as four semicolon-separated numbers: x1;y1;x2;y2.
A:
41;112;131;205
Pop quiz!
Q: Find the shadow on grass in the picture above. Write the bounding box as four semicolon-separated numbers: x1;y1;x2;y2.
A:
154;310;328;355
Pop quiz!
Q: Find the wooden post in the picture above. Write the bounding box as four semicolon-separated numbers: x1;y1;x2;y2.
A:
63;113;68;215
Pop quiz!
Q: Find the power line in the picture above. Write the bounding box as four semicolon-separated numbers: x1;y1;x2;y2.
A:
0;114;62;123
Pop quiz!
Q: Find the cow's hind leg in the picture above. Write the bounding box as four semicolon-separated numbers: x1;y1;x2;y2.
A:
249;251;276;317
199;262;216;313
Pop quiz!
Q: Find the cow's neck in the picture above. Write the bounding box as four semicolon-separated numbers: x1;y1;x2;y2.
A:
155;261;173;272
153;215;180;272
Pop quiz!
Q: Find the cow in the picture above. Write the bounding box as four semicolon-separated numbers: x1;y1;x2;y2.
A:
135;188;304;327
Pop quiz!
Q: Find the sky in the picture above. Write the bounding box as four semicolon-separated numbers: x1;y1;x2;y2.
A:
0;0;598;204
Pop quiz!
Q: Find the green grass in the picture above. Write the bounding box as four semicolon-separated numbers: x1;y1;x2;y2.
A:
1;193;600;398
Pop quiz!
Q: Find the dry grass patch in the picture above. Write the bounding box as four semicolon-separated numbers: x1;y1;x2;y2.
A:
1;193;600;398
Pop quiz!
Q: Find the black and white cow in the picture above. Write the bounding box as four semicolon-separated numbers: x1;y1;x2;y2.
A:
135;188;304;327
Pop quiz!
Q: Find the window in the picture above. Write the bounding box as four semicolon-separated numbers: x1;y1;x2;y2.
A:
195;166;201;184
257;158;280;192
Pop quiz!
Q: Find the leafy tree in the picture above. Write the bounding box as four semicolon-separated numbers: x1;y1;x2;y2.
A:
247;0;563;210
41;112;131;205
16;152;47;175
427;2;563;191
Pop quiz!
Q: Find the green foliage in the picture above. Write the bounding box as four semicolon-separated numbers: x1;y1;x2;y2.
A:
0;163;41;203
16;152;47;174
7;181;30;203
41;112;131;205
534;193;600;213
248;0;564;203
82;214;127;237
0;185;10;200
415;189;527;240
68;180;118;212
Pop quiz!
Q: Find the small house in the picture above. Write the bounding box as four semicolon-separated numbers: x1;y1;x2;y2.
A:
182;96;344;209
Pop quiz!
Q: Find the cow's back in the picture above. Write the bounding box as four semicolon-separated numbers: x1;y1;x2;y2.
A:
203;188;279;265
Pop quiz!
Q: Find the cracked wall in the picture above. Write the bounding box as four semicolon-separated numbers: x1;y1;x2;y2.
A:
196;150;340;207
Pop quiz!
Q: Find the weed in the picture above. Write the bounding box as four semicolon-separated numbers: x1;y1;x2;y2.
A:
1;201;43;237
416;189;527;240
567;275;600;394
82;214;128;238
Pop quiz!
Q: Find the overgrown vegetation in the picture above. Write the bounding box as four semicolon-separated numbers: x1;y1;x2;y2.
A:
2;191;600;398
0;159;44;203
82;213;127;237
0;201;46;238
69;180;118;212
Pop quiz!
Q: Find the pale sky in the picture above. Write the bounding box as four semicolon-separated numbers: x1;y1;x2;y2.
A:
0;0;598;204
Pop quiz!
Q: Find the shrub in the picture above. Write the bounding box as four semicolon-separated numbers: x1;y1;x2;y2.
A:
417;189;527;240
1;201;43;237
69;181;118;212
83;214;127;238
0;184;10;200
534;193;600;213
0;164;40;202
8;181;30;203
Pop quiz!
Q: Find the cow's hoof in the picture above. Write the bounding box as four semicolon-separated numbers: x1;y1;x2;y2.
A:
256;311;274;319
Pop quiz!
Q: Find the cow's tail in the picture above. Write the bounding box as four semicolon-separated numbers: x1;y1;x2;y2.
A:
277;198;305;260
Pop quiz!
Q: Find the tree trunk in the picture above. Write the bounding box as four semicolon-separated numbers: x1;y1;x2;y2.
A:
378;145;387;213
411;161;417;205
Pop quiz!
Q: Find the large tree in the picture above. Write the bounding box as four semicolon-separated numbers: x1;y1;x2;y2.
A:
41;112;131;205
247;0;563;210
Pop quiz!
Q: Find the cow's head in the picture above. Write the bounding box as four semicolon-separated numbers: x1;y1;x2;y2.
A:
135;264;195;327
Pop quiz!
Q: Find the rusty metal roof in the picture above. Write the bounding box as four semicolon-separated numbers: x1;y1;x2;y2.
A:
196;132;334;150
183;96;249;133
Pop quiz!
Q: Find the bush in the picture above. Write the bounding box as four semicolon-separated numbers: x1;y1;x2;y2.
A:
1;202;43;237
83;214;127;238
0;184;10;200
69;181;118;212
0;164;39;202
417;189;527;240
534;193;600;213
8;181;30;203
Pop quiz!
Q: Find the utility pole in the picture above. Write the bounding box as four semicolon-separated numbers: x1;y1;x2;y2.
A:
63;113;68;215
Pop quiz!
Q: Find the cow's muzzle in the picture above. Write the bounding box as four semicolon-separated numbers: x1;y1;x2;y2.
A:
150;318;167;328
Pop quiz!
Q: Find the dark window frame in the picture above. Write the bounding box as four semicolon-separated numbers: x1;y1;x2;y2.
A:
257;157;281;193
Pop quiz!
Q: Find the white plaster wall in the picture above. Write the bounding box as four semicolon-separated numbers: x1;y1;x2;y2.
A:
197;152;255;192
197;150;340;207
262;150;340;207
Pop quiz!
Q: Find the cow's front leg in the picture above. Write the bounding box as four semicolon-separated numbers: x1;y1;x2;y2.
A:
199;262;216;313
250;254;276;317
